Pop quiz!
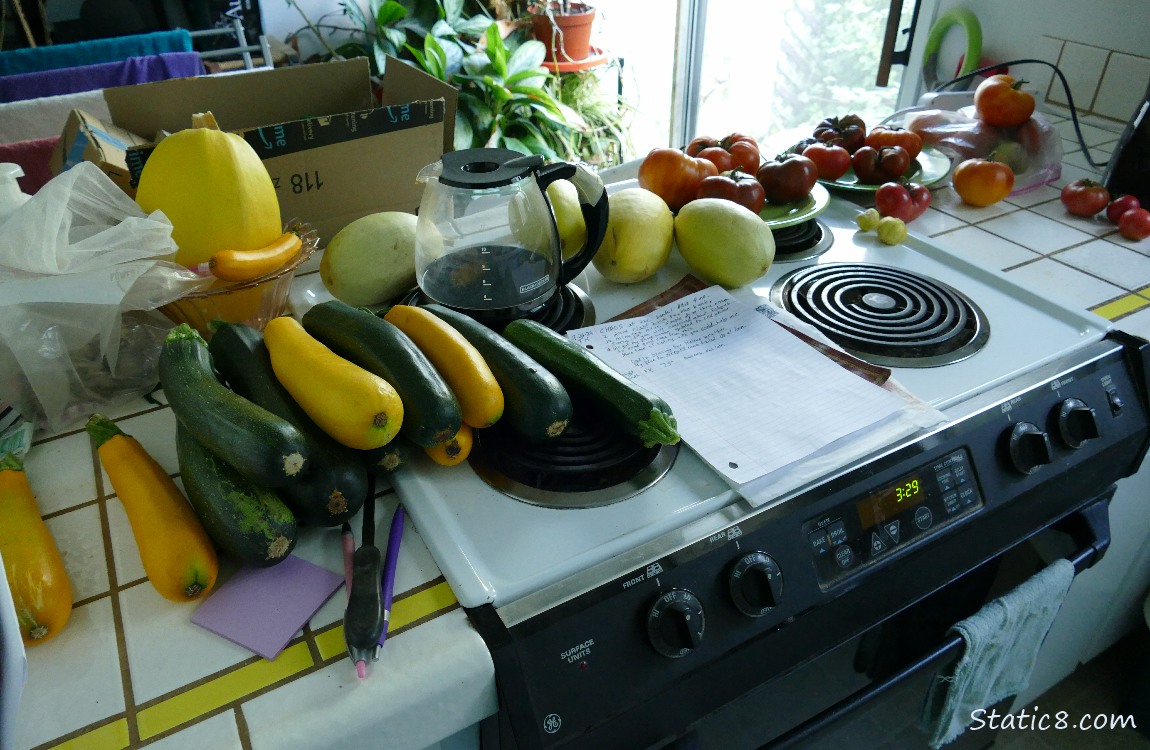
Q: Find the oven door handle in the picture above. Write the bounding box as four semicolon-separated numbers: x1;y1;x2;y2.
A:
755;489;1114;750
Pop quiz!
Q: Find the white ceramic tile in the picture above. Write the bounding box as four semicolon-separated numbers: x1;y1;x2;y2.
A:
1054;118;1122;148
929;186;1018;223
13;598;123;750
1095;53;1150;122
1005;184;1062;209
909;206;965;237
1060;139;1109;175
147;710;243;750
112;408;181;475
1033;37;1064;102
1107;302;1150;339
1029;199;1121;238
1055;239;1150;290
1048;42;1108;111
977;210;1096;254
48;505;110;601
1053;161;1108;189
22;431;98;514
1004;258;1125;311
926;226;1040;273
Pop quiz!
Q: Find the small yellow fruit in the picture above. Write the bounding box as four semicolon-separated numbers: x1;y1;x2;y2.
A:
877;216;908;245
320;211;418;307
674;198;775;287
547;180;588;260
855;208;881;231
592;188;675;284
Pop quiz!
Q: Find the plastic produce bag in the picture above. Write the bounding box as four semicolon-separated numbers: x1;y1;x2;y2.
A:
881;106;1062;194
0;162;208;434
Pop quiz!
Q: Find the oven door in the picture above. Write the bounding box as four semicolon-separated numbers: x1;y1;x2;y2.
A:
478;490;1113;750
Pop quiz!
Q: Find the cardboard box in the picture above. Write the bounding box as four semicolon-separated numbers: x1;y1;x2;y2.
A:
49;109;152;197
103;57;457;245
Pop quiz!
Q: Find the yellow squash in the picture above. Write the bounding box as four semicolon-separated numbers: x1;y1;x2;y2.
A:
263;316;404;450
0;452;73;645
209;231;303;283
135;112;282;268
424;424;473;467
86;414;218;602
384;305;504;429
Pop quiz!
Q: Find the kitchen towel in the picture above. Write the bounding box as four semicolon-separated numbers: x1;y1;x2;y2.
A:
919;558;1075;748
0;52;204;104
0;30;193;76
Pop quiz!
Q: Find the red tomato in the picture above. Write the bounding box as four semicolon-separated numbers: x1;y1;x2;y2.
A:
952;158;1015;206
1060;179;1111;217
686;133;762;174
865;126;923;161
813;114;867;153
756;154;818;204
974;74;1036;128
697;169;766;213
875;182;931;222
802;142;851;180
1118;208;1150;241
638;148;719;212
1107;195;1142;224
851;145;911;184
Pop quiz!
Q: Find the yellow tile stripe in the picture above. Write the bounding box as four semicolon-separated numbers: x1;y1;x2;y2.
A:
315;580;459;661
135;641;314;740
48;719;129;750
1092;293;1150;320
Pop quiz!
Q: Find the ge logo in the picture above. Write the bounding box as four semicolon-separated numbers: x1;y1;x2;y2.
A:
543;714;562;734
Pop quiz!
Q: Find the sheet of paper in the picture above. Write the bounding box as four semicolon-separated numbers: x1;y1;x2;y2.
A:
567;286;915;488
191;555;344;661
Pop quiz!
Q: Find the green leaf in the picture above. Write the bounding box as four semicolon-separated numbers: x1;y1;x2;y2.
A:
507;40;546;75
484;24;508;76
375;0;407;27
453;110;475;150
457;16;495;36
440;0;463;24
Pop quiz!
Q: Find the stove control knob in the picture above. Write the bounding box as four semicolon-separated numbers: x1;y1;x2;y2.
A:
646;589;705;659
728;552;783;617
1056;398;1099;449
1007;421;1053;474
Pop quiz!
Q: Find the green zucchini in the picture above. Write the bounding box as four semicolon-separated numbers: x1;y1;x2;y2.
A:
423;303;572;442
363;438;410;474
175;423;297;567
502;319;680;447
159;324;309;487
301;300;462;448
208;321;367;527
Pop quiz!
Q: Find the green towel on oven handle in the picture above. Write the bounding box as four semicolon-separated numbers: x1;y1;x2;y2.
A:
919;557;1075;748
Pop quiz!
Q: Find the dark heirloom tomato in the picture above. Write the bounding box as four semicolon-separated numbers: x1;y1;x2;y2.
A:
875;181;932;222
1060;179;1111;217
813;114;867;153
864;126;923;160
850;145;911;184
638;148;719;212
756;154;818;204
697;169;766;213
686;133;762;174
802;142;851;180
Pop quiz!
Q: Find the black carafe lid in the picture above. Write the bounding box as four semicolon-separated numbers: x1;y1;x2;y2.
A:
438;148;545;189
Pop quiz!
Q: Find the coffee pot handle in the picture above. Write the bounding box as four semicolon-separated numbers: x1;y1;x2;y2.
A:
537;162;609;286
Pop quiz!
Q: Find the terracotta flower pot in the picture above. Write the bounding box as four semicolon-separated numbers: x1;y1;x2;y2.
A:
531;3;596;62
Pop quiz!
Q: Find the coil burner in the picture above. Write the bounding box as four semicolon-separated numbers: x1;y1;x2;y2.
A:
770;262;990;367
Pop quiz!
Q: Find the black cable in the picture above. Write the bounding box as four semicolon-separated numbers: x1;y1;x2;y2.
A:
932;58;1108;170
361;471;377;547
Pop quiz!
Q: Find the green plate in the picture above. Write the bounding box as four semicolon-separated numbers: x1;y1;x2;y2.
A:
817;146;952;192
758;181;831;228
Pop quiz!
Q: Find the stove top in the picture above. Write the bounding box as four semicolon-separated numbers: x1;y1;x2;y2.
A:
388;196;1114;611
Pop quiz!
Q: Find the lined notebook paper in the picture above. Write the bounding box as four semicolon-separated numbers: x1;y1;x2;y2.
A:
567;286;943;504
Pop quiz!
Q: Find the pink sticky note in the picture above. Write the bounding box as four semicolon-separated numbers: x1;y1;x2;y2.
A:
191;555;344;660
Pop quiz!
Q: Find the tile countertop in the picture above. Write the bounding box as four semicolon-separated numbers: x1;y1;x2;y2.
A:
7;106;1146;750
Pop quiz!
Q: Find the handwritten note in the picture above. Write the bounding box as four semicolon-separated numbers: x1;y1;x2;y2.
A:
568;286;924;494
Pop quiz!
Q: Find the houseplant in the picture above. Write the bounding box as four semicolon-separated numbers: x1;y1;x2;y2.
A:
528;1;596;63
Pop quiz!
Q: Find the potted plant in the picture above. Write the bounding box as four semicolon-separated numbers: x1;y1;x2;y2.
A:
529;1;596;63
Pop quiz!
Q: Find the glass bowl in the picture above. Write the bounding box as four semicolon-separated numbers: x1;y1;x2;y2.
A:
158;224;318;338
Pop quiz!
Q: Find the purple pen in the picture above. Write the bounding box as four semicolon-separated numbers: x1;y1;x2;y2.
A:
378;504;405;647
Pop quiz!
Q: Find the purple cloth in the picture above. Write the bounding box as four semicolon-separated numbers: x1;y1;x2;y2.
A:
0;30;192;76
0;52;204;104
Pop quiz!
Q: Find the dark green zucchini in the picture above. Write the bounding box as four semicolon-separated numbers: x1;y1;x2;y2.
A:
208;321;367;527
423;303;572;442
362;438;410;474
302;300;462;448
502;318;680;447
159;323;308;487
175;423;297;567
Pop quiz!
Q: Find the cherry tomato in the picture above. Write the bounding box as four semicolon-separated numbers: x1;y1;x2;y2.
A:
697;169;766;213
813;114;867;153
851;145;911;185
875;182;931;222
638;147;719;212
952;158;1015;207
756;153;818;204
974;74;1036;128
1060;179;1111;217
864;126;923;161
686;133;761;174
802;142;851;181
1118;208;1150;241
1106;195;1142;224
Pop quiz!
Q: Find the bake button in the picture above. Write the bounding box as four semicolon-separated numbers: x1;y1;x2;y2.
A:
914;506;934;530
834;545;854;569
826;520;848;547
808;529;830;556
936;472;954;492
870;532;887;557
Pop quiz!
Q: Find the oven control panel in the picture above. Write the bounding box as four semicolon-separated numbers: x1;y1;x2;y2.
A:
802;448;983;587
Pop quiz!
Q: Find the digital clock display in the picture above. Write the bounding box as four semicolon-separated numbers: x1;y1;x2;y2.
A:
856;472;926;529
